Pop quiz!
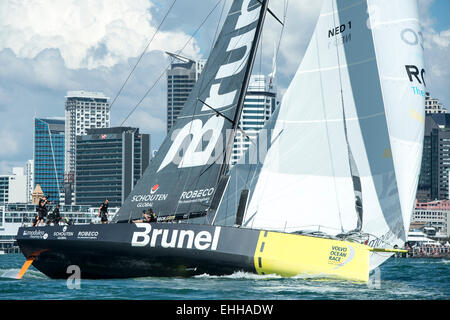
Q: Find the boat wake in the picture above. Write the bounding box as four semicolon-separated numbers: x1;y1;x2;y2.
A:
0;268;47;280
194;271;283;280
194;271;345;282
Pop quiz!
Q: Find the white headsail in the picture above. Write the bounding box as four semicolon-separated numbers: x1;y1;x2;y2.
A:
213;0;425;269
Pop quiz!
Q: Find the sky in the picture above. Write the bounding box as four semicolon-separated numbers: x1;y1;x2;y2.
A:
0;0;449;175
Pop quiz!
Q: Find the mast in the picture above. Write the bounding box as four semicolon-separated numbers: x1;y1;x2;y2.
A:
218;0;270;180
205;0;270;222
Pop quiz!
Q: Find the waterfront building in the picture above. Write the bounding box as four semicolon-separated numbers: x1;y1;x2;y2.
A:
24;160;34;203
64;91;110;177
231;74;279;165
75;127;150;207
412;200;450;237
0;168;27;204
166;53;204;133
425;92;447;114
34;118;65;203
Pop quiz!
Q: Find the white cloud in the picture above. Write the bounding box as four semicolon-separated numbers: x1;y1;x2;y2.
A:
0;0;201;69
431;29;450;48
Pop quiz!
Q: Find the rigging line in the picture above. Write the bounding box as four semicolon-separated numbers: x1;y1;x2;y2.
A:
43;120;61;197
109;0;178;111
120;0;223;127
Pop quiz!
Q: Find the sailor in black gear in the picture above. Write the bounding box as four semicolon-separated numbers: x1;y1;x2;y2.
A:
54;204;61;225
148;209;157;223
35;196;49;226
132;209;157;223
98;199;109;224
47;204;61;225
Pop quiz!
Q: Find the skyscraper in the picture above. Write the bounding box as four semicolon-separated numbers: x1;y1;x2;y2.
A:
166;53;204;133
65;91;110;176
75;127;150;207
231;74;279;165
33;118;65;203
417;113;450;201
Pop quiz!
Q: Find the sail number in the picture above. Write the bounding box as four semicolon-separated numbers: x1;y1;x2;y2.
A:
328;21;352;38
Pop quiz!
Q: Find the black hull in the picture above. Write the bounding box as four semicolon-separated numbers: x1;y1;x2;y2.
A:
17;223;260;279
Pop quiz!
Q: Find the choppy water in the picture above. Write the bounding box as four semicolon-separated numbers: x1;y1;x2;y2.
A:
0;254;449;300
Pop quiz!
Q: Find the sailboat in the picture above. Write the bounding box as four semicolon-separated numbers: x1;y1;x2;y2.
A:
16;0;425;282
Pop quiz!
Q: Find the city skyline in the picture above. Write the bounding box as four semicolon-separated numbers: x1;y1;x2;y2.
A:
0;0;449;175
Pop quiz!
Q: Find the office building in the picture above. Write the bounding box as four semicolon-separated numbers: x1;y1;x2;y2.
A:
413;200;450;237
0;168;27;204
417;114;450;201
34;118;65;203
65;91;110;176
75;127;150;207
417;94;448;201
231;74;279;165
166;53;204;133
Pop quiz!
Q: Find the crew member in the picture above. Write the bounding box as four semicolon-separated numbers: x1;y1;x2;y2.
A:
54;204;61;225
133;209;157;223
132;210;148;223
148;209;157;222
98;199;109;224
47;204;61;226
34;195;49;226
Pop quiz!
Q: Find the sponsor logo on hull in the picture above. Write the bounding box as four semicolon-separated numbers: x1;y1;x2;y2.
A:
77;231;99;239
328;245;355;269
131;223;221;251
22;230;47;239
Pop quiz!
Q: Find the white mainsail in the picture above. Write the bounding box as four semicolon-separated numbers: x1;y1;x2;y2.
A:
214;0;425;268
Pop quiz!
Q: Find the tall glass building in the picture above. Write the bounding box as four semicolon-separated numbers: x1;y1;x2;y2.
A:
418;113;450;201
166;53;204;133
34;118;65;203
75;127;150;207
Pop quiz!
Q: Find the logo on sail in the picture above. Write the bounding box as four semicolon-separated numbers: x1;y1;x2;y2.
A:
151;184;160;194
